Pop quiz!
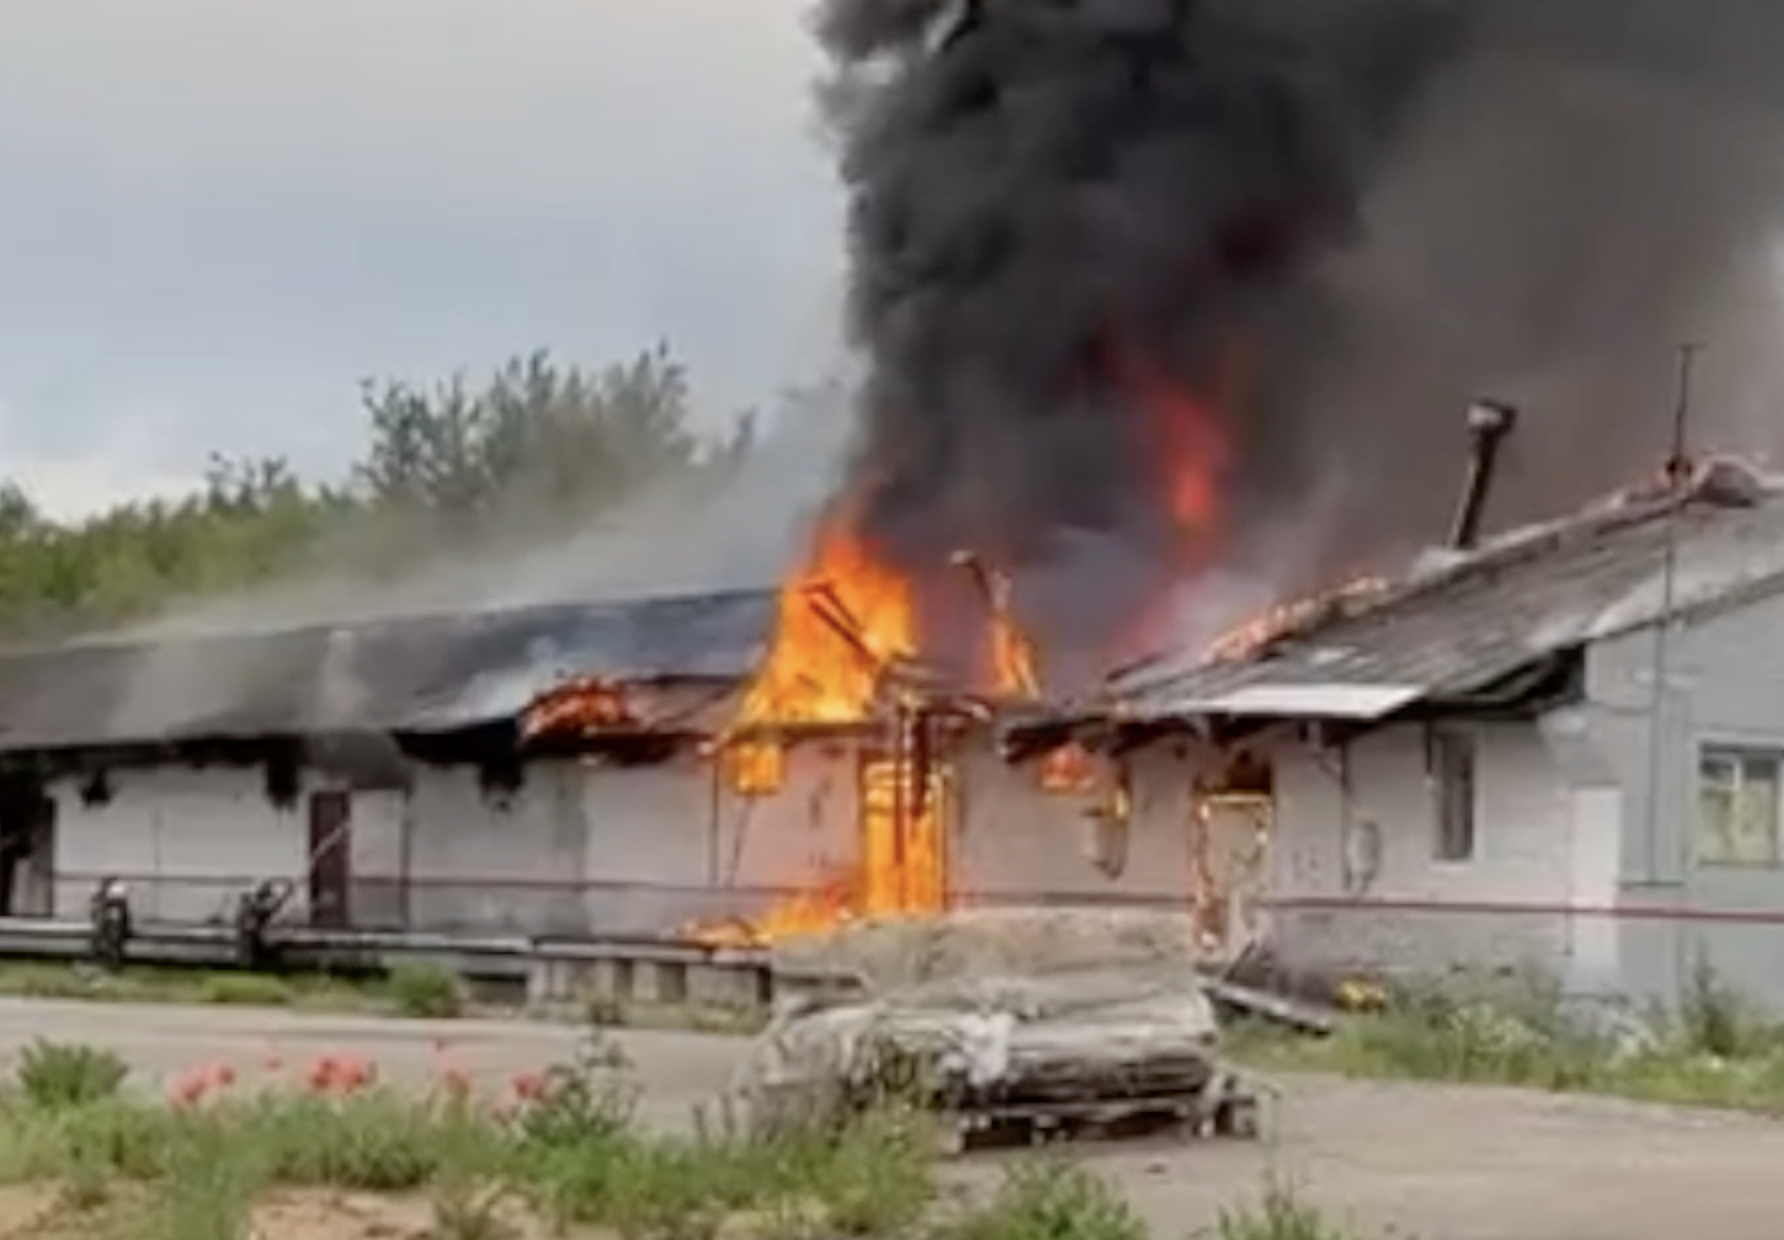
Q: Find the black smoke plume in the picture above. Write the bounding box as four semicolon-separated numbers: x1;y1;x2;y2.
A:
811;0;1784;671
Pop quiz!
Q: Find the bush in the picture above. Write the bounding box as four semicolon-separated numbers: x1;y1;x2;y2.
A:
17;1040;129;1108
387;963;467;1019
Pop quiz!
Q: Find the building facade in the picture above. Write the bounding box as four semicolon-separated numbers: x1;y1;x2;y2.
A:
1037;461;1784;1007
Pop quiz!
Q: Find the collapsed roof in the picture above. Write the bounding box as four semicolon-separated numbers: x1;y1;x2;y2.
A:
0;589;777;752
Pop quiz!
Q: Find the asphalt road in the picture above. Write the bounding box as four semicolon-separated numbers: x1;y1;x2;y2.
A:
2;998;1782;1240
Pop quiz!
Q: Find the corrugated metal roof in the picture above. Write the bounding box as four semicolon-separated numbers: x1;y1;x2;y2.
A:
1111;474;1784;724
0;589;776;750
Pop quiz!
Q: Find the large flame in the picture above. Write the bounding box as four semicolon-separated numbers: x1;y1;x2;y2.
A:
697;511;933;948
735;516;917;730
1104;338;1237;660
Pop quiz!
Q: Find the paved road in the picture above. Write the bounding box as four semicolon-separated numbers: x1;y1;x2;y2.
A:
3;998;1783;1239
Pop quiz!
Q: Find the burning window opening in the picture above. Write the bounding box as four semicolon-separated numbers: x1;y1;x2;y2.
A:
724;741;786;797
520;676;642;741
1038;741;1098;794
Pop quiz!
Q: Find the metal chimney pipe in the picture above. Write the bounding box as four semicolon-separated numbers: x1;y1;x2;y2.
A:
1447;399;1518;551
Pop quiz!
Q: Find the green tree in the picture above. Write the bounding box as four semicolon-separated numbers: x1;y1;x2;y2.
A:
355;345;748;527
0;343;750;637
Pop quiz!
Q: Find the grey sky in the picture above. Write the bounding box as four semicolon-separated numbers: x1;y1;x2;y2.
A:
0;0;843;518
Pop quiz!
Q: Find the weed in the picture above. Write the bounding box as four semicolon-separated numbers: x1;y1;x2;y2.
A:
810;1104;936;1235
236;1090;501;1191
129;1125;262;1240
388;963;468;1019
1212;1177;1358;1240
584;993;627;1027
431;1177;522;1240
195;973;294;1007
951;1158;1147;1240
17;1040;129;1109
55;1144;112;1213
1230;965;1784;1118
513;1032;638;1149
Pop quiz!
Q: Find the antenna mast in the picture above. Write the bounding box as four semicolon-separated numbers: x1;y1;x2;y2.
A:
1640;342;1702;885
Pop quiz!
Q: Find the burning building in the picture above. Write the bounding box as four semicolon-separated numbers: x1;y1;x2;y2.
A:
0;577;1207;945
1011;453;1784;1007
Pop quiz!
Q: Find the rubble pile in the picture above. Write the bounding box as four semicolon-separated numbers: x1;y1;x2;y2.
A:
732;962;1258;1147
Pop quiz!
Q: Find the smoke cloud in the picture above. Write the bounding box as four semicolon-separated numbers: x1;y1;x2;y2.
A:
812;0;1784;660
91;389;850;744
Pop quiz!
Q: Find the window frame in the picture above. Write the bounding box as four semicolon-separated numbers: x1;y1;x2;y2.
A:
1428;725;1477;864
1692;742;1784;869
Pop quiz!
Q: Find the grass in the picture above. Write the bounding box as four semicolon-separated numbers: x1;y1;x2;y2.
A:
0;960;774;1035
0;962;375;1012
0;1029;942;1238
1229;960;1784;1114
0;1030;1393;1240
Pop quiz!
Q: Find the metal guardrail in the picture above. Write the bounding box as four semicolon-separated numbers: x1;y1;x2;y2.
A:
0;917;818;1012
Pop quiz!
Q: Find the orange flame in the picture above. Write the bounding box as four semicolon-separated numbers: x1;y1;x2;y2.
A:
685;871;855;948
735;517;917;730
1038;741;1098;793
521;676;638;740
1204;574;1390;663
698;512;927;947
1106;339;1238;659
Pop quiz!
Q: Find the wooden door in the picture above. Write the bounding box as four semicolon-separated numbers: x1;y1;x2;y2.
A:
307;791;352;928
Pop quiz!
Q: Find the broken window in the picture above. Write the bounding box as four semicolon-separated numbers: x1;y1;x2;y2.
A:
1429;727;1476;863
1695;746;1782;866
1037;742;1098;794
725;741;786;797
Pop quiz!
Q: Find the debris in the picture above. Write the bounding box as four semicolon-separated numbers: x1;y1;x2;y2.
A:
731;965;1262;1150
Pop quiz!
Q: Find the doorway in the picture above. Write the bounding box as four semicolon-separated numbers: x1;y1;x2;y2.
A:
306;790;352;929
1189;754;1274;954
0;775;54;918
856;749;953;919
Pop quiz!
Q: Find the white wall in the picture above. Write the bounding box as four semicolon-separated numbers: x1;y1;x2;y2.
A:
51;766;307;922
404;760;589;935
580;753;718;935
1267;721;1577;977
346;789;407;928
954;740;1204;908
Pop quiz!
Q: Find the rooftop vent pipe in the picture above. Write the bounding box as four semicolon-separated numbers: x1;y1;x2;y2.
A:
1447;399;1518;551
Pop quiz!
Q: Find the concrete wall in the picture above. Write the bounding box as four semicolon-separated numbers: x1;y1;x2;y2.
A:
1584;584;1784;1007
50;766;308;922
39;726;1242;940
953;739;1203;908
1266;721;1580;981
709;739;860;914
403;761;589;935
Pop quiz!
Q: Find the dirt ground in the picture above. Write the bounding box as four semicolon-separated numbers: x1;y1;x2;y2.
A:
0;998;1781;1239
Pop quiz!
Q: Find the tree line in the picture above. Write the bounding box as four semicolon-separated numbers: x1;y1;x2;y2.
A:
0;345;756;637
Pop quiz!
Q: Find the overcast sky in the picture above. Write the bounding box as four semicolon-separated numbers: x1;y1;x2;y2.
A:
0;0;843;518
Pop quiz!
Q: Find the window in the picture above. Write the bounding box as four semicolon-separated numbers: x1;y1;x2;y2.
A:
1430;728;1476;863
1695;746;1782;866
